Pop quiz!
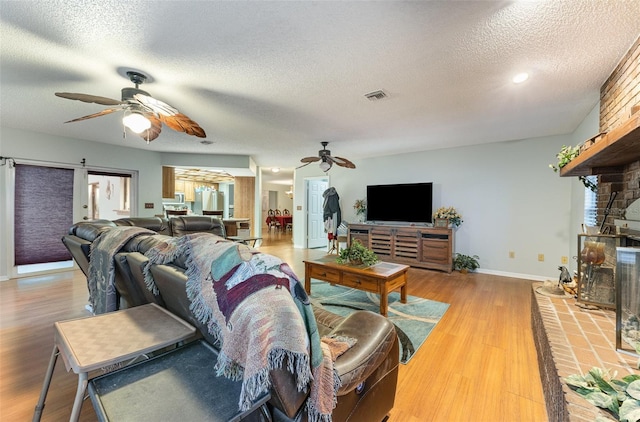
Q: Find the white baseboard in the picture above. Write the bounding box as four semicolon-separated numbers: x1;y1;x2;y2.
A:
475;268;549;282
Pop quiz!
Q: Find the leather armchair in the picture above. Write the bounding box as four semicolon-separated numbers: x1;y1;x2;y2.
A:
114;216;172;235
166;215;226;237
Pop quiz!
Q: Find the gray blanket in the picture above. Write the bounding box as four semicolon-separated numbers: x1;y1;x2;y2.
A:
87;226;155;314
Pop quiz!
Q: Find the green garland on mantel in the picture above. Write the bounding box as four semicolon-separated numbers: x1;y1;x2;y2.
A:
549;144;598;192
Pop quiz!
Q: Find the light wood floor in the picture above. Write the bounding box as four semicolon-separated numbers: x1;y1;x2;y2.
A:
0;230;548;421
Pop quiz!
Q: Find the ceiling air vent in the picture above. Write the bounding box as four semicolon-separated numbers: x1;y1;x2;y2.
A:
364;90;387;101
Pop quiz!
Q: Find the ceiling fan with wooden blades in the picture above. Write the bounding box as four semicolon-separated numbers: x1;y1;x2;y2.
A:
298;142;356;172
55;71;206;143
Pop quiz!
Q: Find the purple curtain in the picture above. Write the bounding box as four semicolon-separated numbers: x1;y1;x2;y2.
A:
14;164;74;265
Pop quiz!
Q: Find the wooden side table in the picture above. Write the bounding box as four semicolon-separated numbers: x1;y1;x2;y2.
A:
33;304;196;422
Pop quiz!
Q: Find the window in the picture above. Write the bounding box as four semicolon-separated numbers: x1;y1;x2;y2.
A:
14;164;74;266
584;176;598;227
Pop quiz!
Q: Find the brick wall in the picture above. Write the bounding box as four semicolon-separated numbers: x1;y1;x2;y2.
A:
597;36;640;232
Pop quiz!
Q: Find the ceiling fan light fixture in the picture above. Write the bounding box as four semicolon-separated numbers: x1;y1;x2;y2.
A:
319;160;332;172
122;112;151;133
512;72;529;84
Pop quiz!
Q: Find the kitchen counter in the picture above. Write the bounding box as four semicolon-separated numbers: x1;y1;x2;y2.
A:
222;218;250;237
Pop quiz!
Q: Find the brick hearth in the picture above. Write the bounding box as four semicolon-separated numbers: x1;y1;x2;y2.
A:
531;283;639;421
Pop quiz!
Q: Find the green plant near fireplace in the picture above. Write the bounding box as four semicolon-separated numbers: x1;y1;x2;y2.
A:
564;366;640;422
549;144;598;192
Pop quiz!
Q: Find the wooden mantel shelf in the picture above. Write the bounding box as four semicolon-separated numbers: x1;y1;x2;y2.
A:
560;109;640;177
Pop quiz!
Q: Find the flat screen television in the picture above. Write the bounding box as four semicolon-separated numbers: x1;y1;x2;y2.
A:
366;182;433;224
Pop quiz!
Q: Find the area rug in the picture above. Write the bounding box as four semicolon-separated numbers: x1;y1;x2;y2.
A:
309;281;449;364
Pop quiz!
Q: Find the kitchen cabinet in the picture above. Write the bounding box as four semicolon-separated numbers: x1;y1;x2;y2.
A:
184;181;195;202
162;167;175;199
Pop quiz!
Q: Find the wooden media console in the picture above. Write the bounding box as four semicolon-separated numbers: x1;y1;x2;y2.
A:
347;223;453;273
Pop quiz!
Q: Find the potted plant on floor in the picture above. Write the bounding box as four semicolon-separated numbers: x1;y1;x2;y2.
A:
453;253;480;273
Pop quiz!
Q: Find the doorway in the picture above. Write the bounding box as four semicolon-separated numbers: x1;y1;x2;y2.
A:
10;163;136;277
87;172;132;220
306;177;328;249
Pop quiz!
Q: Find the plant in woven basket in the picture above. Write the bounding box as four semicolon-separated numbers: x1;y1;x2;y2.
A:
336;239;378;267
433;206;463;227
452;253;480;273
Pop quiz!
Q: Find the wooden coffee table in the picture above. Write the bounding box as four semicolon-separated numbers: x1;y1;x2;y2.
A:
304;256;409;316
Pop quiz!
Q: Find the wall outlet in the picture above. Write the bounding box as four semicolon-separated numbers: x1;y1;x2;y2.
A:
509;251;515;259
297;205;302;210
561;256;568;264
145;203;154;209
538;254;544;262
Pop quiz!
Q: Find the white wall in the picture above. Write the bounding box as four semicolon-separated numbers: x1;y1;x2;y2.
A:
0;135;6;280
293;105;600;280
1;104;599;280
264;183;294;210
0;128;164;279
1;127;164;213
0;127;255;279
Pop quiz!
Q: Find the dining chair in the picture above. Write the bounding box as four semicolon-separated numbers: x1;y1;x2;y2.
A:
266;209;280;231
202;210;223;217
166;209;188;218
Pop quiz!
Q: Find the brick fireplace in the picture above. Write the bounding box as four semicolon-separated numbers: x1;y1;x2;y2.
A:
597;36;640;233
535;35;640;421
531;286;639;421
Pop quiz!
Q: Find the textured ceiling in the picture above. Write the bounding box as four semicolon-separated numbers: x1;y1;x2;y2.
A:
1;1;639;185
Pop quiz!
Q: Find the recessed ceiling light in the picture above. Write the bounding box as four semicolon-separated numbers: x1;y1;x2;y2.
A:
271;167;280;173
512;72;529;84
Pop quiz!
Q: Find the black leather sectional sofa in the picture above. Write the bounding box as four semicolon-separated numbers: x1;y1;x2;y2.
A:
62;216;399;422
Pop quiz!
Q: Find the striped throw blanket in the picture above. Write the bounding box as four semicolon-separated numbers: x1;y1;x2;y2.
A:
143;233;352;421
